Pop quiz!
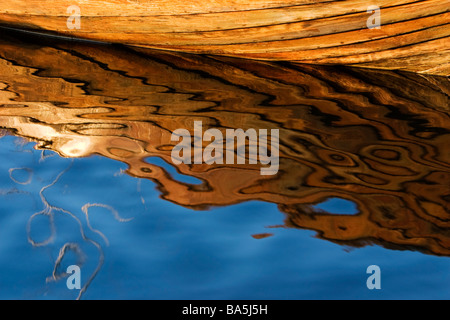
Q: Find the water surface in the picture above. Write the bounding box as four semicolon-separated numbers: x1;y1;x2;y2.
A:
0;28;449;300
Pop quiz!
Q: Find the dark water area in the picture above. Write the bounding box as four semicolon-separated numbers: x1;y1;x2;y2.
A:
0;28;449;300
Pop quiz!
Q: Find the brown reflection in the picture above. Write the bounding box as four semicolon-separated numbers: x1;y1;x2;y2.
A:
0;29;449;256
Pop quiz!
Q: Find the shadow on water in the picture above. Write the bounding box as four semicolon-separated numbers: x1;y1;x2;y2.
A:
0;28;449;298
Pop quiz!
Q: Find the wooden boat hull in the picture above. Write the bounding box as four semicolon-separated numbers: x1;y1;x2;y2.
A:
0;0;449;75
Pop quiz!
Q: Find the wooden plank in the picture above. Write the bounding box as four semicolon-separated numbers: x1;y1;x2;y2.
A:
0;0;448;74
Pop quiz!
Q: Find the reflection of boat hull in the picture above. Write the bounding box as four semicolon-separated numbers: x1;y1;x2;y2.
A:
0;0;449;75
0;28;449;256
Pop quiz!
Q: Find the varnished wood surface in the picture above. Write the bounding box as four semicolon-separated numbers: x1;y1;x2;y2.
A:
0;0;449;75
0;29;449;256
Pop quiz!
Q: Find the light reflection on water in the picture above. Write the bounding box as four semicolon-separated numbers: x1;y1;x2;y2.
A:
0;28;449;299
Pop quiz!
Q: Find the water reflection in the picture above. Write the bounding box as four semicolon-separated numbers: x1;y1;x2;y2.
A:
0;25;449;271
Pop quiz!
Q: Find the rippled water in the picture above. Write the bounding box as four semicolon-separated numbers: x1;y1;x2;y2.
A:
0;28;449;300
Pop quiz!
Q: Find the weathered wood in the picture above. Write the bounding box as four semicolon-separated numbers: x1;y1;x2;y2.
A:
0;0;449;75
0;30;449;256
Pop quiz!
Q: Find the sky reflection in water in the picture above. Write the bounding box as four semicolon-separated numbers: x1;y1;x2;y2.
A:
0;136;449;300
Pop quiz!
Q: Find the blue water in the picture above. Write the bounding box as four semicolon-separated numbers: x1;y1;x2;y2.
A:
312;198;358;215
0;136;449;300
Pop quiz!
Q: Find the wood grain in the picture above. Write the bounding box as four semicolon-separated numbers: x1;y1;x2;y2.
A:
0;29;449;256
0;0;448;75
